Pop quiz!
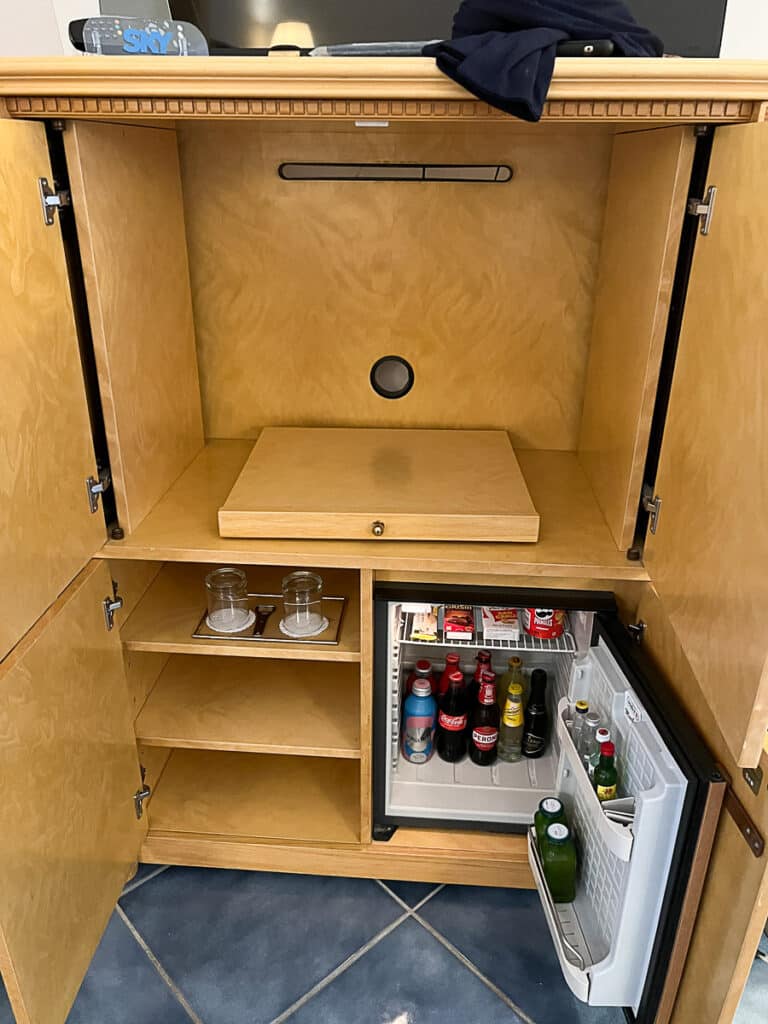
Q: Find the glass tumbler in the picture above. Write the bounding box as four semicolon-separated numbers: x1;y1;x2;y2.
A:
205;567;255;633
280;571;327;638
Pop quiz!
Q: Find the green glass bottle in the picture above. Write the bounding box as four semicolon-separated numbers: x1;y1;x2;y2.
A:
542;822;577;903
534;797;566;849
594;741;619;802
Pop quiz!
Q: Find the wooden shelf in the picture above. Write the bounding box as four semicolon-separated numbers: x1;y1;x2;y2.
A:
136;655;360;758
120;561;361;662
102;440;648;582
147;749;360;846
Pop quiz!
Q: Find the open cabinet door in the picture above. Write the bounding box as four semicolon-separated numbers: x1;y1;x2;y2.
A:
645;122;768;769
0;118;105;661
0;561;144;1024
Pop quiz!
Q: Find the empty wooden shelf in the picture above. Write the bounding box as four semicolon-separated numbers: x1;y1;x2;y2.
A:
136;655;361;758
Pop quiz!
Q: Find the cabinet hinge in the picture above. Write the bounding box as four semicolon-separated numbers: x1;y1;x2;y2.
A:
626;621;647;645
641;485;662;535
743;765;764;797
134;765;151;819
103;580;123;631
687;185;717;236
86;468;112;514
38;177;71;226
718;764;765;858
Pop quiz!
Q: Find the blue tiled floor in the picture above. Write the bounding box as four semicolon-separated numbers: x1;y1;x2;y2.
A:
0;866;765;1023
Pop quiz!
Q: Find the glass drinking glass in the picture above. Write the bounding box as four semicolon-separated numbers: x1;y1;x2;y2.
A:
280;570;327;638
205;567;255;633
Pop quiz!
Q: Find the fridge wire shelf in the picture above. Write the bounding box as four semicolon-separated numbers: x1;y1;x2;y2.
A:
399;608;577;655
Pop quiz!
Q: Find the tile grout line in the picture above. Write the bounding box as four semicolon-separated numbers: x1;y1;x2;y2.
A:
375;880;445;914
121;864;170;896
270;910;412;1024
410;909;538;1024
116;905;205;1024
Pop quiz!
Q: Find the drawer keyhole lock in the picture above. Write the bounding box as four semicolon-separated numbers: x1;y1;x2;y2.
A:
371;521;385;537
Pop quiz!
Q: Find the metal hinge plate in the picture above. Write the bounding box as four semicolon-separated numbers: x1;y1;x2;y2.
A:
86;468;112;514
103;580;123;631
38;177;71;225
642;485;662;535
743;765;764;796
718;764;765;858
687;185;717;236
134;764;151;819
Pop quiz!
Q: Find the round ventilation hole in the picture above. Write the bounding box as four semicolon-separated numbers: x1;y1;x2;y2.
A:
370;356;414;400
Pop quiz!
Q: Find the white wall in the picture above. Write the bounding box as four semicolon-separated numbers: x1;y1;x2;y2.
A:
720;0;768;57
0;0;98;55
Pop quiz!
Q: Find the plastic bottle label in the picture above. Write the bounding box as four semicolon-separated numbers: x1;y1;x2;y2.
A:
472;726;499;748
438;711;467;732
596;784;617;801
402;714;434;763
522;734;545;756
503;699;523;727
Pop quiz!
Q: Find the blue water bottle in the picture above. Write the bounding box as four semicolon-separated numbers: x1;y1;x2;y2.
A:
402;677;437;763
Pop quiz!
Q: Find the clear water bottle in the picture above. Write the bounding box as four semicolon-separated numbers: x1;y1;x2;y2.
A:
579;711;601;775
570;700;589;752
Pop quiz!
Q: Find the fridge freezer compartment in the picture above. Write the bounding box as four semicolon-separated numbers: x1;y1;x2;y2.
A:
556;698;634;861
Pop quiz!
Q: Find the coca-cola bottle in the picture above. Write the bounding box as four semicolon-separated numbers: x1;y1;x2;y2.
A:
469;673;500;766
436;671;468;762
438;653;462;696
405;659;437;696
522;669;549;759
465;650;492;713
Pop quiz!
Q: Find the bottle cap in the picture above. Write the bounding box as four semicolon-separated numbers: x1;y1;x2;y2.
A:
540;797;563;817
595;728;611;744
415;659;432;674
546;823;570;843
411;678;433;698
508;656;522;667
477;650;491;660
575;700;589;714
585;712;601;727
446;653;461;664
601;741;615;757
448;670;464;684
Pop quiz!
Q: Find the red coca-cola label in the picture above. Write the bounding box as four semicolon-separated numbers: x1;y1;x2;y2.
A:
478;681;496;705
472;726;499;748
438;711;467;732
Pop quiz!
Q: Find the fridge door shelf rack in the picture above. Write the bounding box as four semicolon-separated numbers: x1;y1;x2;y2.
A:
398;607;577;655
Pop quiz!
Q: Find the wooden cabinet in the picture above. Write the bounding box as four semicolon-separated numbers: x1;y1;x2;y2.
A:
1;56;767;1024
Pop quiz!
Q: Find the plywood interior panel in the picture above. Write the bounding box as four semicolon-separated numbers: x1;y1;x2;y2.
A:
65;121;204;534
0;118;104;662
578;126;695;550
644;122;768;769
136;655;361;757
218;428;540;542
636;586;768;1024
178;123;611;448
0;562;143;1024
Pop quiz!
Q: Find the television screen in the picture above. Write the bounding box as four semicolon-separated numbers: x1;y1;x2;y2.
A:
170;0;726;57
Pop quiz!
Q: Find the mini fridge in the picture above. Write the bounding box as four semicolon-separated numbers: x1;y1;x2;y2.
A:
373;583;724;1022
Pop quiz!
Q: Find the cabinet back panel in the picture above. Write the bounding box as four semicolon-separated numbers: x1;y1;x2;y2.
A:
178;125;612;449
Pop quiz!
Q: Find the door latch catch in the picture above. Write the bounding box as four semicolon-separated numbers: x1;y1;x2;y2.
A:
687;185;717;236
38;177;71;226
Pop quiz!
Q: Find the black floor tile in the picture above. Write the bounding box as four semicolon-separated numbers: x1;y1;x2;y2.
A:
66;912;192;1024
419;885;625;1024
288;917;523;1024
120;866;404;1024
380;880;441;908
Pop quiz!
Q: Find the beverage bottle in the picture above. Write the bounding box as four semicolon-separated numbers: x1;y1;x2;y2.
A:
469;674;500;766
579;711;601;771
534;797;566;849
570;700;589;751
521;669;549;759
438;653;462;696
588;727;611;781
436;671;468;762
405;659;436;696
542;823;577;903
497;656;525;712
401;678;437;763
594;741;619;801
497;681;525;762
465;650;492;711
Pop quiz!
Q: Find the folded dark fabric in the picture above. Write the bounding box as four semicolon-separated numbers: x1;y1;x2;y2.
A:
423;0;663;122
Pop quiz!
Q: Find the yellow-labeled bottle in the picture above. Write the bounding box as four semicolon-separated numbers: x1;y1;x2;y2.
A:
497;681;525;762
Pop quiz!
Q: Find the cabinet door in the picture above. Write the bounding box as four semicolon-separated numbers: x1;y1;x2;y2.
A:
645;122;768;769
0;119;104;661
0;561;143;1024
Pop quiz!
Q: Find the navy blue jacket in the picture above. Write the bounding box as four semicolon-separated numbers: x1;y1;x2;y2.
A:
423;1;663;121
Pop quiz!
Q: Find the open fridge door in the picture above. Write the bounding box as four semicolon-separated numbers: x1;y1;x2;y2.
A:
528;614;723;1021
